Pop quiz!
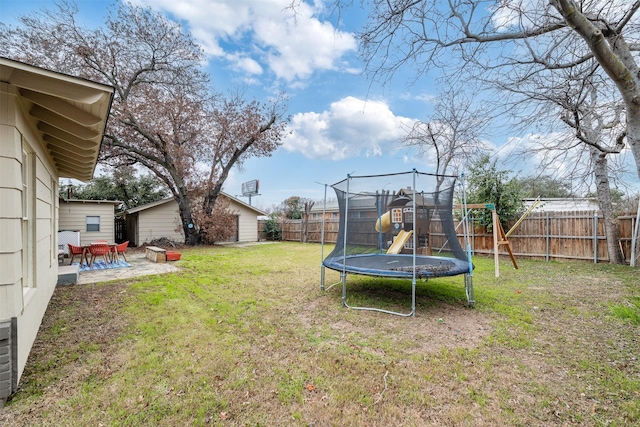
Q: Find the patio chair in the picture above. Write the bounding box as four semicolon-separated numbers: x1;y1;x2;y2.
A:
88;243;111;267
110;241;129;262
68;243;86;265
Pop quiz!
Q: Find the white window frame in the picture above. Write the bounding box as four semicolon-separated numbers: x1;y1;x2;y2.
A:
86;215;101;232
21;144;35;289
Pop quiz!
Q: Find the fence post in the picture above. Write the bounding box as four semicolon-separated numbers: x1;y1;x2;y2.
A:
593;212;598;264
545;212;549;262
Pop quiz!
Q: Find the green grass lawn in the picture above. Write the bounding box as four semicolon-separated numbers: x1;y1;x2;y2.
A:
2;242;640;426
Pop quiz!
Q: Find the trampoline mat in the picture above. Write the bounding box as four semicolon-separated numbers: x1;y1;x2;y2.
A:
323;253;472;278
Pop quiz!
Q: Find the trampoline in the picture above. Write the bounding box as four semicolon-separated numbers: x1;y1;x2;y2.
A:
319;170;475;316
323;253;471;278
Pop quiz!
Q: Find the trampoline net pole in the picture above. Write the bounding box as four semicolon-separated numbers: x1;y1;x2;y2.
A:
341;175;351;306
411;169;417;317
320;183;327;290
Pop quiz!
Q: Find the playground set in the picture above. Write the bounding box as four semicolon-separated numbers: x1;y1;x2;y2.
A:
319;170;476;316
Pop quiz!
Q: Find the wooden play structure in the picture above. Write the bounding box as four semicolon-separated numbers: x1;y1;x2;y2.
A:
459;199;542;277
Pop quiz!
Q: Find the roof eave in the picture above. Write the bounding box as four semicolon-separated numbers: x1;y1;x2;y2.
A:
1;57;115;182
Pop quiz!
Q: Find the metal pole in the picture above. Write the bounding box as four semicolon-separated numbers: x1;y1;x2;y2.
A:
320;183;327;290
493;209;500;278
342;175;351;307
460;173;472;276
460;173;474;307
411;169;417;317
377;190;383;253
593;212;598;263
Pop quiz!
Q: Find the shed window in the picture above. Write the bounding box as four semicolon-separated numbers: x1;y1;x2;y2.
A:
86;216;100;232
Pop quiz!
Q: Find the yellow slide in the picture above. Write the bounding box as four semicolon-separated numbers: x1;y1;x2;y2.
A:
386;230;413;254
375;211;391;233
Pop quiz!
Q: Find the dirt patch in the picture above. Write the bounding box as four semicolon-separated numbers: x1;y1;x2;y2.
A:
300;293;493;354
1;282;131;425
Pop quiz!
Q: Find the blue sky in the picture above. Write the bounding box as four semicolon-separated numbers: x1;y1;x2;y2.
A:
2;0;639;210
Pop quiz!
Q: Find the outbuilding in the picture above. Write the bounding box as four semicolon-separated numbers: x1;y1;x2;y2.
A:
124;193;266;246
58;198;121;247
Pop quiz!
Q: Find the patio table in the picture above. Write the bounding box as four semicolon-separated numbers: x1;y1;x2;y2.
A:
82;243;118;266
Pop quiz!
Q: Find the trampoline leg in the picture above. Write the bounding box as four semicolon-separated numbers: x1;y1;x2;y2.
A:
321;265;325;291
341;272;347;307
410;279;416;317
465;274;475;307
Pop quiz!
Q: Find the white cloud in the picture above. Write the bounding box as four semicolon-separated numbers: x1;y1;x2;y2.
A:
129;0;356;84
225;53;263;75
283;96;414;160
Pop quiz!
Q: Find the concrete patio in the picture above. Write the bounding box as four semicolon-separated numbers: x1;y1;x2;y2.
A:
57;252;180;286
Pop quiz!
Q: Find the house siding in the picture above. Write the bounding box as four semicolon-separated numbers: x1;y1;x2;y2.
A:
0;85;58;389
58;201;116;245
137;200;184;245
1;57;113;401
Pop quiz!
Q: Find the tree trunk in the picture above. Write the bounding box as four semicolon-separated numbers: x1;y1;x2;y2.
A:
591;148;624;264
627;106;640;180
175;196;198;246
302;201;315;243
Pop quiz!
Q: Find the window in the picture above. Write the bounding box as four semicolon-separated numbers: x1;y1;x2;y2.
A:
21;149;29;219
392;208;403;223
21;144;34;288
86;216;100;232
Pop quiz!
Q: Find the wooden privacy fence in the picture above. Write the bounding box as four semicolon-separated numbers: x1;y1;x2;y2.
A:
259;210;639;264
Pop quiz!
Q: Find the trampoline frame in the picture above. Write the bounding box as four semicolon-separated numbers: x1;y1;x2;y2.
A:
320;169;475;316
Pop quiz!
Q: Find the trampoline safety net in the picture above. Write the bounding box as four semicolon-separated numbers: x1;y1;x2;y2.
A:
323;170;473;279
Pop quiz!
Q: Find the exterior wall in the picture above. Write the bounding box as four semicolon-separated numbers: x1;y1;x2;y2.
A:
129;196;263;245
0;84;59;388
232;202;259;242
137;200;184;245
310;211;339;220
58;201;116;245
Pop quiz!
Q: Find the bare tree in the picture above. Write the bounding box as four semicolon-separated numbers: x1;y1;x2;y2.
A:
201;92;288;218
559;78;626;263
1;1;287;245
401;88;490;189
329;0;640;180
501;59;627;263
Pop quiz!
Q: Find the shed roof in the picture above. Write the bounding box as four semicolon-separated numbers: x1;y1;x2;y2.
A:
125;193;267;216
524;198;600;212
1;57;114;181
60;198;122;205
